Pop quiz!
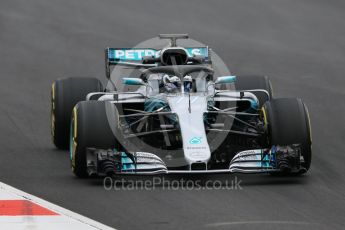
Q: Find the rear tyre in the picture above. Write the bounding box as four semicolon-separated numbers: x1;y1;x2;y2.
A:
70;101;121;178
51;77;103;149
262;98;312;174
235;75;273;107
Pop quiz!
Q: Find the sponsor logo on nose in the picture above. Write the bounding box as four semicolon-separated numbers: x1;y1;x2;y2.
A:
189;137;202;144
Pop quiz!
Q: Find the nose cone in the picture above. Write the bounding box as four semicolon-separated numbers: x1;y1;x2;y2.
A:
167;95;211;164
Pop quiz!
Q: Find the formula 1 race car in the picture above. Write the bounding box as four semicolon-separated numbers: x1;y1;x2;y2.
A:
51;34;312;177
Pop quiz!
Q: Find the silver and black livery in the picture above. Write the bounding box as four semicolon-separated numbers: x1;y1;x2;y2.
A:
51;34;312;177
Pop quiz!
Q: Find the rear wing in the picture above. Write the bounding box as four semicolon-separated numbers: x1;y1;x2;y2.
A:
105;47;209;78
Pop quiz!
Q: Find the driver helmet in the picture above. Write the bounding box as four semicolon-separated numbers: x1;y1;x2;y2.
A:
163;74;181;93
183;75;193;93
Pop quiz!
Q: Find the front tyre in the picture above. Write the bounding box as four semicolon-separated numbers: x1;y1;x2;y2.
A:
262;98;312;173
70;101;121;178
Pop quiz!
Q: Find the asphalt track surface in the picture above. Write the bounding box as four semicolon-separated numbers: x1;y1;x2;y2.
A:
1;0;345;229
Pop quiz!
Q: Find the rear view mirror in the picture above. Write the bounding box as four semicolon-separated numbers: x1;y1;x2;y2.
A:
215;76;236;84
122;78;146;86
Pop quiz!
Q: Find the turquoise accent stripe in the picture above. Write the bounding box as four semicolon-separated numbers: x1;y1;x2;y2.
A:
121;152;135;170
122;78;143;85
250;99;259;110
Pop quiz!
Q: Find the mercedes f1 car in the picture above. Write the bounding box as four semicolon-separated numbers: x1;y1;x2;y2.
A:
51;34;312;177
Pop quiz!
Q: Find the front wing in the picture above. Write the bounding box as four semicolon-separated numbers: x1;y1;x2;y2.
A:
86;145;306;176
